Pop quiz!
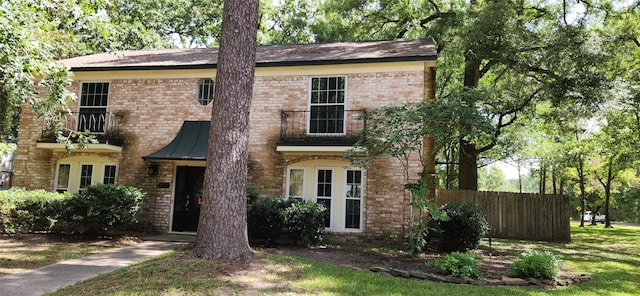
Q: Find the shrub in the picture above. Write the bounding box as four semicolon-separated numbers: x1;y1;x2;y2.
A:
432;251;482;280
247;197;290;243
283;199;326;246
436;203;489;252
247;196;326;246
0;189;68;234
58;184;143;235
507;250;560;280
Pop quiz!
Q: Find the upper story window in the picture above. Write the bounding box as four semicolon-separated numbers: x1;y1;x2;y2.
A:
196;78;214;105
79;82;109;133
310;77;346;134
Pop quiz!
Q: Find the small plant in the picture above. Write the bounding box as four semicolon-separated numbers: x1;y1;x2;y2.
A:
507;250;560;280
432;251;482;280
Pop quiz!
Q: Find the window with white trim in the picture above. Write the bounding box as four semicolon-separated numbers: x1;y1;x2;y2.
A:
103;165;117;184
310;77;345;134
316;169;333;229
54;157;118;193
79;82;109;133
196;78;214;105
345;170;362;229
286;168;304;200
56;164;71;193
79;164;93;189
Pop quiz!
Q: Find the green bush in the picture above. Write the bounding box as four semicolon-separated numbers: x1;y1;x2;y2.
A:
507;250;560;280
247;196;326;246
436;203;489;252
432;251;482;280
0;189;68;234
57;184;143;235
247;197;290;243
284;199;326;246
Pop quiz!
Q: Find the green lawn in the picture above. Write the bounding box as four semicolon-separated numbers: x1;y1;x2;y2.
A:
0;235;112;276
48;223;640;295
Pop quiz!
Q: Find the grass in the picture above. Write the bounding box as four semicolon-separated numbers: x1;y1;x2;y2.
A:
0;234;113;276
44;222;640;295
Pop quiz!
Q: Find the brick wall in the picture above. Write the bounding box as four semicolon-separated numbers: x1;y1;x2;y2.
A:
13;64;434;240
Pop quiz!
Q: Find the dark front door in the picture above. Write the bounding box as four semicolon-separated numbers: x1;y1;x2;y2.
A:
172;166;205;232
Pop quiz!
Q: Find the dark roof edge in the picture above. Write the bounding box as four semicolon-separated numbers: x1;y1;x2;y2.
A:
69;56;436;72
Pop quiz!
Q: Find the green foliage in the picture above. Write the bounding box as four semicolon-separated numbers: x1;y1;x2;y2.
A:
436;203;489;252
432;251;482;280
57;184;144;235
247;197;290;243
0;188;67;234
283;199;326;246
246;186;259;205
507;250;560;280
247;197;326;246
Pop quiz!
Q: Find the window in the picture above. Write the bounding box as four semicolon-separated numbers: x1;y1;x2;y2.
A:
287;168;304;200
310;77;345;134
345;170;362;229
80;164;93;189
54;157;118;193
79;82;109;133
316;169;333;229
196;78;214;105
56;164;71;193
103;165;117;184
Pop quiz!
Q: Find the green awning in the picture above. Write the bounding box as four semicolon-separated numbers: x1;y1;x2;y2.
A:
143;121;210;161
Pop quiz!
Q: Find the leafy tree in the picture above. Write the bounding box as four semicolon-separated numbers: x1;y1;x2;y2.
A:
591;107;637;228
297;0;611;190
193;0;259;261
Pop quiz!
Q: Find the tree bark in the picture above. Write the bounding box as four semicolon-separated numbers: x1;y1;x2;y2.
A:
458;57;481;190
193;0;259;261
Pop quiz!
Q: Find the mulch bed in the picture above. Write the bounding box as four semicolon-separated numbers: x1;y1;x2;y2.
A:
266;246;590;288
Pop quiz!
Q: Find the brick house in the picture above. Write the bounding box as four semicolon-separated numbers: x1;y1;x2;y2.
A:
13;38;437;242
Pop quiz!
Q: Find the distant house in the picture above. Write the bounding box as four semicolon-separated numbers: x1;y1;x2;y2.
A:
13;38;437;242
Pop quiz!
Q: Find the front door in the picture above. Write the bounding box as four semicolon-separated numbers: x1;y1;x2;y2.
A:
172;166;205;232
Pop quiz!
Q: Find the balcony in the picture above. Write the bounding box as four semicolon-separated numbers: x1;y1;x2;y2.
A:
277;109;365;153
37;111;124;152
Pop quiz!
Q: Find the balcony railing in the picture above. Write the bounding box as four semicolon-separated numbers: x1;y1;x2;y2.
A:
40;111;124;145
280;110;366;145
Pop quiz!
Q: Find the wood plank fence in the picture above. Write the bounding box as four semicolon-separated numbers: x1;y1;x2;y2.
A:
435;189;571;242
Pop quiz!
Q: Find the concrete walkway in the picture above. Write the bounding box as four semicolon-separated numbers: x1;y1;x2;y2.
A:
0;239;190;296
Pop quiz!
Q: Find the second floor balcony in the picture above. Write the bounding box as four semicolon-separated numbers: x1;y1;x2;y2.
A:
279;109;366;149
38;110;124;150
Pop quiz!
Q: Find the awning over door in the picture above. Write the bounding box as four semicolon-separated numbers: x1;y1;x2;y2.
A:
143;121;210;161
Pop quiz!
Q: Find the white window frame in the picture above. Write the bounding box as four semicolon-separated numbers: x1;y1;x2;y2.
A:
286;167;305;200
315;168;334;230
344;168;363;231
307;76;347;136
196;78;214;105
78;163;94;189
103;164;118;185
55;163;72;193
54;158;118;193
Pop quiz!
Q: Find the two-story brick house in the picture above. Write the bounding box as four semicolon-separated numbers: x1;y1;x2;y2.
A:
13;38;437;242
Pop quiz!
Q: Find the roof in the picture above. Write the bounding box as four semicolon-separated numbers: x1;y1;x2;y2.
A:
143;121;210;161
60;38;437;71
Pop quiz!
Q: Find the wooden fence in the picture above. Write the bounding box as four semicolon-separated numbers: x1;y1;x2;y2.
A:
435;189;571;242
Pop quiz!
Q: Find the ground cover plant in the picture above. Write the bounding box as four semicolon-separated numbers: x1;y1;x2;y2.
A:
42;222;639;296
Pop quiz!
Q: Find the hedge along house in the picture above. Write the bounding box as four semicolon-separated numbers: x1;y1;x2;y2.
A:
13;38;437;242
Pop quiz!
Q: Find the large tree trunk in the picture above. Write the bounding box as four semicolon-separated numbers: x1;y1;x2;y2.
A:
458;58;481;190
193;0;259;261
